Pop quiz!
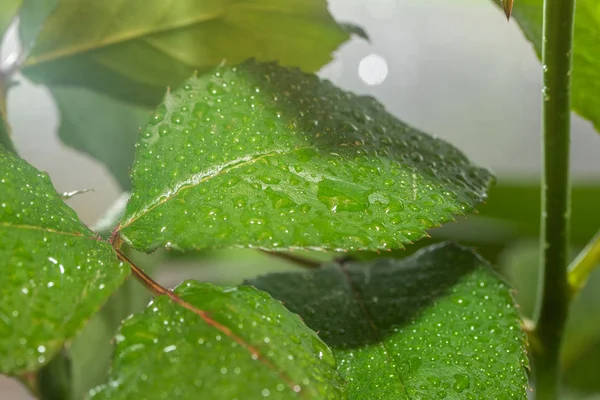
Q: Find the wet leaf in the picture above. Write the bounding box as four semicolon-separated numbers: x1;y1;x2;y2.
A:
21;0;354;107
117;60;493;253
493;0;600;133
89;282;345;400
50;87;150;189
249;243;529;399
0;147;128;374
500;240;600;394
70;249;158;400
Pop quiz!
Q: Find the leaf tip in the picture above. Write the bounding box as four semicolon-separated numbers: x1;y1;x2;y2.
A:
502;0;514;20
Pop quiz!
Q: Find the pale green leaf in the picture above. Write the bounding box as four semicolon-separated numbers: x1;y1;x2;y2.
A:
21;0;354;106
0;0;22;39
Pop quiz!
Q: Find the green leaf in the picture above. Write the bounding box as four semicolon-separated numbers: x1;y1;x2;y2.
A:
493;0;600;133
500;240;600;394
0;0;22;39
89;282;345;400
117;61;493;253
21;0;353;107
50;87;151;189
70;248;157;400
18;0;58;50
248;243;529;398
0;147;129;374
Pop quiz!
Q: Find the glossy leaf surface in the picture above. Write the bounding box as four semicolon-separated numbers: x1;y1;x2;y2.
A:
118;61;493;252
90;282;344;400
21;0;352;106
0;148;128;374
249;243;529;399
493;0;600;133
50;87;150;189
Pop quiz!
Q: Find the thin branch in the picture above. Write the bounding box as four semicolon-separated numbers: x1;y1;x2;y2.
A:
114;247;298;389
260;250;321;269
115;248;168;296
568;229;600;295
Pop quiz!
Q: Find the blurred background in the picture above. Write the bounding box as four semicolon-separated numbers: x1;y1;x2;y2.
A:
2;0;599;398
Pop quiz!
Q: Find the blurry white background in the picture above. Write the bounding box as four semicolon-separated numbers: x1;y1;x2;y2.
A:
2;0;599;398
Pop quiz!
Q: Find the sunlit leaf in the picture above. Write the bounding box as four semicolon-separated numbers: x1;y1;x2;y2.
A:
117;61;493;253
21;0;355;106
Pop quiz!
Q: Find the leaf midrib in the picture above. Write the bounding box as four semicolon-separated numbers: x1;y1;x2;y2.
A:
24;9;226;66
339;264;409;398
0;221;92;238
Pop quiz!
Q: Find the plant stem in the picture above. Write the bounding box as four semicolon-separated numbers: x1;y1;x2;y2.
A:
568;229;600;294
0;73;17;154
531;0;576;397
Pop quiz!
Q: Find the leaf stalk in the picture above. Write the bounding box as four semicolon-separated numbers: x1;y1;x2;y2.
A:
568;229;600;295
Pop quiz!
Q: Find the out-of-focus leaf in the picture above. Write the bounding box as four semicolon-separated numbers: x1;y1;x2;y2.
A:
249;243;529;399
50;87;150;189
0;147;128;374
21;0;354;106
18;0;58;51
477;184;600;245
0;0;22;39
500;240;600;394
492;0;600;133
89;281;345;400
117;60;493;253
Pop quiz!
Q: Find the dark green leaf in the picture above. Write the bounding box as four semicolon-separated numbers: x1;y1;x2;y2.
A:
0;147;128;374
500;241;600;394
90;282;345;400
249;243;529;399
118;61;493;253
21;0;352;106
36;350;73;400
50;87;150;189
0;0;21;39
493;0;600;132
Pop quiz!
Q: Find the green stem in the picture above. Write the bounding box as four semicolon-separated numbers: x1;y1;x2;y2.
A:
568;229;600;294
531;0;576;398
0;73;17;154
